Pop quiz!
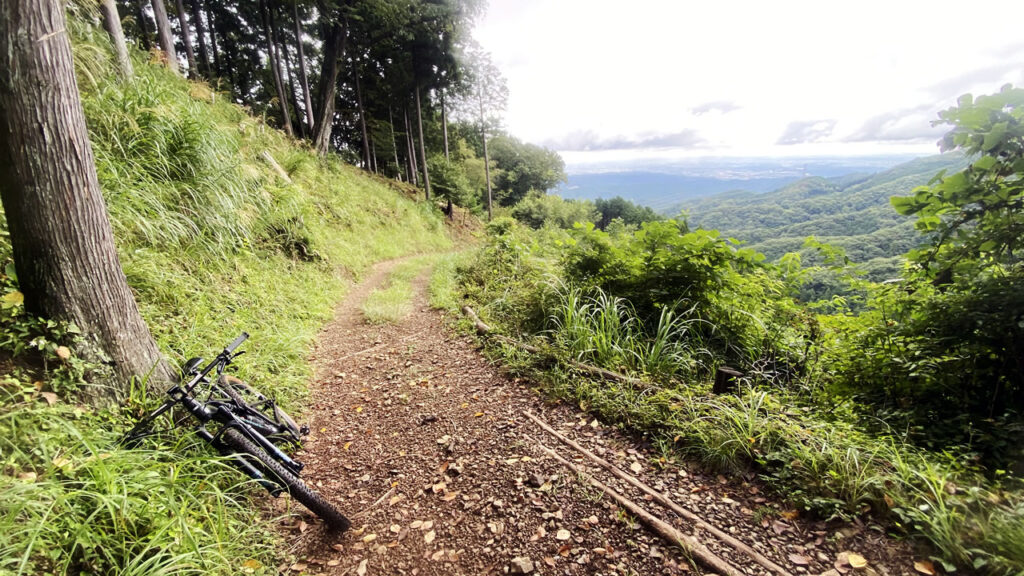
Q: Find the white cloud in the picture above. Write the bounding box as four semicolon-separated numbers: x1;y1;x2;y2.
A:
473;0;1024;157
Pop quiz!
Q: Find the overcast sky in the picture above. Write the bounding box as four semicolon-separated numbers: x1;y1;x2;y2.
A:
472;0;1024;161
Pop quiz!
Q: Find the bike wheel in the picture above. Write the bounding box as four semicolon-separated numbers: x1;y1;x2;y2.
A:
220;427;350;532
216;375;303;438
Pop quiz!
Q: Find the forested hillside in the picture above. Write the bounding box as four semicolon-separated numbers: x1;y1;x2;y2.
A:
681;154;969;274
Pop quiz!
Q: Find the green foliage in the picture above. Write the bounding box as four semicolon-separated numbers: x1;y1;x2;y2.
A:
593;196;663;230
892;87;1024;282
487;134;567;206
427;155;476;210
511;193;596;229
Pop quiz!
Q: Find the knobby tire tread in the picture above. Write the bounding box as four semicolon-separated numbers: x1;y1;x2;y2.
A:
221;428;350;531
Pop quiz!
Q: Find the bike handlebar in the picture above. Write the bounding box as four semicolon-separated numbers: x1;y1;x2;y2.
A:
225;332;249;354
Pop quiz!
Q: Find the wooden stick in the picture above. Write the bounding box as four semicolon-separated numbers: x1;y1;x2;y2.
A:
533;439;744;576
261;150;292;183
525;411;793;576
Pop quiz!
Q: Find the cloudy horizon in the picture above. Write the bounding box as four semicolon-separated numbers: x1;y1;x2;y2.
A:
472;0;1024;162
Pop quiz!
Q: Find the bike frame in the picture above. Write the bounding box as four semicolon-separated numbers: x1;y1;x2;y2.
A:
127;333;305;494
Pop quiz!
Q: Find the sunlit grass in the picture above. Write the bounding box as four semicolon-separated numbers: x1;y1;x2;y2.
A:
361;256;435;324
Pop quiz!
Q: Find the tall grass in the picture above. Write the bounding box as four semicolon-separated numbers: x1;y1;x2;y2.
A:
548;283;710;381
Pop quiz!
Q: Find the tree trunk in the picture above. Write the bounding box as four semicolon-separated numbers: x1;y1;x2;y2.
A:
135;0;152;52
204;2;220;77
151;0;178;73
0;0;175;398
480;92;494;221
173;0;197;77
389;107;402;182
293;2;314;132
441;89;449;162
277;18;304;138
259;0;293;137
312;20;347;156
404;106;418;187
188;0;210;77
370;134;378;174
415;84;430;200
98;0;133;79
354;60;371;170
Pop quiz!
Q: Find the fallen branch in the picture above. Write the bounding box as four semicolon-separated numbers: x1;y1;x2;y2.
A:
460;306;655;391
261;150;292;183
525;411;793;576
533;438;744;576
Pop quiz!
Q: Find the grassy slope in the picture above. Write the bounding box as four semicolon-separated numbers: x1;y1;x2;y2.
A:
0;15;450;576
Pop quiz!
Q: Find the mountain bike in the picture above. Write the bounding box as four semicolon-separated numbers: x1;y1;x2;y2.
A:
123;333;350;531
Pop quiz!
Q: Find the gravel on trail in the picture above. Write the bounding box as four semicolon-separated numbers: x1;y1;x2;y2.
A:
274;259;918;576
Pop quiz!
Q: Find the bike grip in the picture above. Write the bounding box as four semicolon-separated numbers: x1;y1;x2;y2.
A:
226;332;249;353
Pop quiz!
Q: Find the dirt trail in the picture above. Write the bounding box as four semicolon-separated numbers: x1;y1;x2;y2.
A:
282;259;914;576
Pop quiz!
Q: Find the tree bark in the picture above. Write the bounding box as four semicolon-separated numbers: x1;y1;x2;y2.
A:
151;0;178;73
135;0;152;52
173;0;197;77
480;92;494;221
312;19;347;155
259;0;293;137
354;60;371;170
204;2;220;77
389;107;402;182
293;2;314;132
441;89;449;162
98;0;133;79
188;0;210;77
370;134;378;174
275;12;304;138
415;84;430;200
404;106;418;187
0;0;174;398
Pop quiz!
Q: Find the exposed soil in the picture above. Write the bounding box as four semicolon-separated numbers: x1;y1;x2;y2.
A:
276;258;918;576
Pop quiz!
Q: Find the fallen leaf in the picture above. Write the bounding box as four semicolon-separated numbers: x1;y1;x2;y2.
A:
883;494;895;508
629;461;642;474
424;530;436;544
431;550;445;561
327;559;340;567
343;442;352;451
847;553;868;569
914;560;936;575
389;494;404;506
40;392;58;405
241;559;262;570
421;520;434;530
788;554;810;566
356;559;368;576
780;509;800;520
355;406;363;413
410;520;423;529
556;529;571;540
432;481;446;493
474;412;484;417
289;562;307;571
362;534;377;543
55;346;71;361
390;524;401;533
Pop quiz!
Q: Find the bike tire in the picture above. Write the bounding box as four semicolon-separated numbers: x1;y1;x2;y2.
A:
220;427;350;532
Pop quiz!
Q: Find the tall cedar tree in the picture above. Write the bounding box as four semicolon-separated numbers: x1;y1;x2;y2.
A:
151;0;178;73
0;0;174;396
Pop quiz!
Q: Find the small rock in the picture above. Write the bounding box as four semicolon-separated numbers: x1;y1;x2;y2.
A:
509;556;534;574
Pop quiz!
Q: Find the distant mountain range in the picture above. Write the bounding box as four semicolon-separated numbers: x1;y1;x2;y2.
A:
555;154;928;211
557;153;969;276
